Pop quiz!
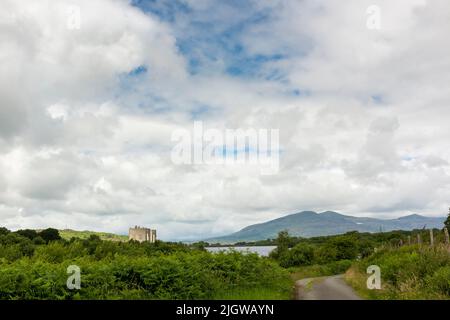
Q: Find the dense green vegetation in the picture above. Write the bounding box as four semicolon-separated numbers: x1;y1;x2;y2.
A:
264;228;450;299
266;229;441;268
1;225;449;300
210;228;450;297
0;227;290;300
346;245;450;299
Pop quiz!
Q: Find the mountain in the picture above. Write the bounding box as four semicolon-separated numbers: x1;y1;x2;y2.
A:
206;211;446;243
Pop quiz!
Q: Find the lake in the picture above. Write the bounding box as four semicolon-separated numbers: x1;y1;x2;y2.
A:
205;245;276;257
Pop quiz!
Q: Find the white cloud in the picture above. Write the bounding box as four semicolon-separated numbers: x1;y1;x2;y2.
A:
0;0;449;240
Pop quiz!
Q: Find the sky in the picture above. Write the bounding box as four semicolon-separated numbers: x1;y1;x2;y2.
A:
0;0;449;241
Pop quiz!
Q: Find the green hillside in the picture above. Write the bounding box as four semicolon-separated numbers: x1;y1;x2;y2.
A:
58;229;128;242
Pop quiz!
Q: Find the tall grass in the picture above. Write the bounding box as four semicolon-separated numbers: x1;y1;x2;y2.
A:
289;260;353;281
345;245;450;300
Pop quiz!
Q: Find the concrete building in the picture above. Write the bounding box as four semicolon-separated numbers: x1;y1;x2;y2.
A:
129;226;157;243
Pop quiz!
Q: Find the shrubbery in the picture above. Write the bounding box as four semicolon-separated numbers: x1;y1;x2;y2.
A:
0;227;291;300
270;231;365;268
268;229;446;269
349;245;450;299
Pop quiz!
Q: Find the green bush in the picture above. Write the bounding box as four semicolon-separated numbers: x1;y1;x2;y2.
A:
0;252;290;300
279;243;315;268
426;266;450;297
352;246;450;299
0;230;290;300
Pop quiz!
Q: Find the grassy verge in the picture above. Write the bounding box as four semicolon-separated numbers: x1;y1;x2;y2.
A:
345;245;450;300
344;266;385;299
289;260;353;282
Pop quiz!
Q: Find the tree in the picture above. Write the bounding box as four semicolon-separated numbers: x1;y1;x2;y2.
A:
269;230;292;260
191;241;208;251
83;234;102;255
16;229;38;240
0;227;10;236
38;228;61;243
445;210;450;230
1;232;30;245
358;239;375;258
32;236;45;245
87;234;101;242
279;243;315;268
314;245;338;264
326;236;359;261
277;230;291;251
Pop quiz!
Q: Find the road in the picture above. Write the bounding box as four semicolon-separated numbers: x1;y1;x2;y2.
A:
295;275;362;300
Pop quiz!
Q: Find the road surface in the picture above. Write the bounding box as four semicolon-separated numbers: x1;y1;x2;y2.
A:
295;275;362;300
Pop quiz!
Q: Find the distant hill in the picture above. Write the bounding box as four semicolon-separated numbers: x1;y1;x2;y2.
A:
58;229;128;242
206;211;446;243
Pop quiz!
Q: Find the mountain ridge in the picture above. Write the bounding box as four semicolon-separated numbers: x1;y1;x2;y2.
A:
206;211;446;243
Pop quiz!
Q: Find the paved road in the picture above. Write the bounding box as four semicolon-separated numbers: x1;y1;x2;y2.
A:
295;275;362;300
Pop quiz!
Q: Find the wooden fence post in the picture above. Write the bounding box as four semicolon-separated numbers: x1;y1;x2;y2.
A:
417;234;422;245
444;227;449;246
430;229;434;247
408;236;411;245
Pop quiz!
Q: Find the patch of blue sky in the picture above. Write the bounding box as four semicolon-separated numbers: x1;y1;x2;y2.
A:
118;64;148;85
128;65;148;76
225;54;285;77
116;65;207;116
190;104;221;120
371;94;384;104
132;0;286;79
130;0;190;23
213;145;281;158
138;97;175;114
401;155;415;161
114;86;176;115
116;65;149;102
291;88;311;97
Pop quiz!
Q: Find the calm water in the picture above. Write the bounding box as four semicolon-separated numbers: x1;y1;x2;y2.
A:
205;246;276;257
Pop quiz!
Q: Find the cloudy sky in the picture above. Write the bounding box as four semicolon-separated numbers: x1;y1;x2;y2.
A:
0;0;449;240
